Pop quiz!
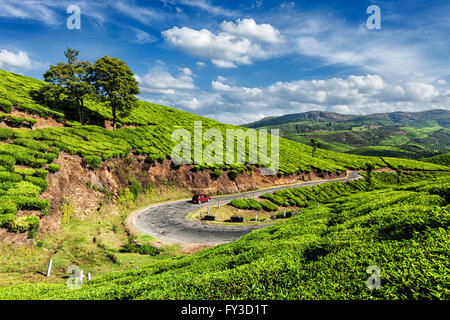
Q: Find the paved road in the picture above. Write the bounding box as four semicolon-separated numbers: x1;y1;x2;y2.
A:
132;171;361;246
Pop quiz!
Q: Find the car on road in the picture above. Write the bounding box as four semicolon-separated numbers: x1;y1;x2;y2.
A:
192;194;210;204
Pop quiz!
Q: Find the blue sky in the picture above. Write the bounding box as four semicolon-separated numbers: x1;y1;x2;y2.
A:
0;0;449;124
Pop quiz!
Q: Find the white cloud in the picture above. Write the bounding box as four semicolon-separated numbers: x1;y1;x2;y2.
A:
162;19;282;68
211;59;237;68
113;1;164;24
220;18;282;44
0;1;59;25
196;61;207;67
0;49;41;72
177;0;235;17
437;79;447;85
137;64;195;95
133;29;157;44
148;74;449;124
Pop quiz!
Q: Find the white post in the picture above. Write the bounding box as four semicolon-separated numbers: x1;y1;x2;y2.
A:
284;210;286;218
207;207;210;215
79;270;83;286
87;273;91;281
46;259;52;277
255;215;258;221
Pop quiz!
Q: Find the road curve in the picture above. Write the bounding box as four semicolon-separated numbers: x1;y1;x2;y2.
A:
132;171;361;246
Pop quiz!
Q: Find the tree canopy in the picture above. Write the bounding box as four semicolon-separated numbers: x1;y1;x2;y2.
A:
43;48;92;124
89;56;140;129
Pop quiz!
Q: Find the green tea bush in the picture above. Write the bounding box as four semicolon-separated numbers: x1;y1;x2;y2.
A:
24;176;48;192
0;201;17;215
0;214;15;227
47;163;60;173
6;181;41;197
84;155;102;169
137;244;160;256
0;99;12;113
0;113;36;127
0;155;15;170
0;128;12;140
8;215;40;233
228;170;238;181
259;200;278;212
230;199;262;211
0;172;22;182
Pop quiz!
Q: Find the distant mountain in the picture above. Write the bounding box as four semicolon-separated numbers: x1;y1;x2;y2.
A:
243;110;450;128
243;109;450;158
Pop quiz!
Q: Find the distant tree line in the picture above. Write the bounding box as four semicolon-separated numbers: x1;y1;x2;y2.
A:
40;48;140;129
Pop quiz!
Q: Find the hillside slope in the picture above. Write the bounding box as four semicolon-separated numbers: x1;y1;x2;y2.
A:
0;171;448;299
243;110;450;158
0;69;448;237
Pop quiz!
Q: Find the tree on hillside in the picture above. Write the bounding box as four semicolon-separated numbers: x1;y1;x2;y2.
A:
89;56;140;130
310;138;318;157
43;48;92;124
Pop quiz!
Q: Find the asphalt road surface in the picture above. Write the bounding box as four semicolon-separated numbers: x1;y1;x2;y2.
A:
132;171;361;246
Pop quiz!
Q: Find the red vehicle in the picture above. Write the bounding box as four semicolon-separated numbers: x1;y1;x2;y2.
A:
192;194;210;204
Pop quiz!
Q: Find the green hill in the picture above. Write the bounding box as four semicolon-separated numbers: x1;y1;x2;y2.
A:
0;69;448;234
0;171;448;299
0;69;449;300
243;110;450;159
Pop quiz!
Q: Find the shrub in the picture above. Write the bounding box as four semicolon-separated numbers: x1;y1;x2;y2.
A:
228;170;238;181
137;244;160;256
212;168;223;179
47;163;60;173
6;181;41;197
230;199;248;209
0;172;22;183
0;214;15;227
24;176;48;192
0;99;12;113
0;154;15;170
84;155;102;169
8;215;40;233
0;128;12;140
0;200;17;215
260;201;278;212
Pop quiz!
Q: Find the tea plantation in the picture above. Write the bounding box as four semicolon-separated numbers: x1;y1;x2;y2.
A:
0;69;448;236
0;171;448;299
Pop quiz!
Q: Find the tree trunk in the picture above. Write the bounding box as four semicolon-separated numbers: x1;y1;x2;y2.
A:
78;99;84;125
112;105;117;130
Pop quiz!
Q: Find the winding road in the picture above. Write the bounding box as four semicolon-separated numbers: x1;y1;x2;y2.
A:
132;171;361;246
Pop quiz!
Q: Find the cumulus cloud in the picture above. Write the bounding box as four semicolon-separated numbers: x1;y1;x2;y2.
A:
162;18;282;68
0;49;41;73
141;73;449;125
196;61;207;67
220;18;283;44
136;64;195;95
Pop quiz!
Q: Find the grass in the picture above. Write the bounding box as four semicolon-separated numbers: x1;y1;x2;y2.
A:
0;182;192;288
0;67;448;237
186;205;275;226
0;172;448;299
